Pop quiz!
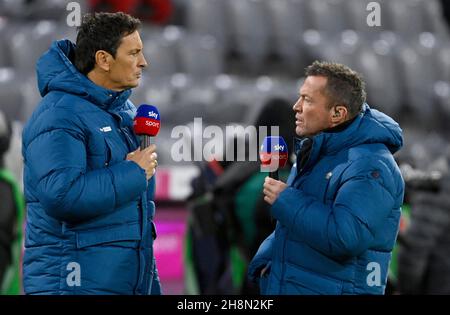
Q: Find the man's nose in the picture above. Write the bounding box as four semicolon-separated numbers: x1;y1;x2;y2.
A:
139;54;148;68
293;99;302;112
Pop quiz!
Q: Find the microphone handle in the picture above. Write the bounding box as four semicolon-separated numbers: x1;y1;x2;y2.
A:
141;135;152;149
269;171;279;180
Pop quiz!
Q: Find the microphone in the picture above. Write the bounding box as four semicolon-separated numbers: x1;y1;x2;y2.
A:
260;136;288;180
133;104;161;149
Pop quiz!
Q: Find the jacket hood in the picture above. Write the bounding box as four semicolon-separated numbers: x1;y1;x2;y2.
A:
295;104;403;156
36;39;131;111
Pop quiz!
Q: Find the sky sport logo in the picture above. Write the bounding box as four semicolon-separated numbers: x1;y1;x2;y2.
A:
272;144;285;152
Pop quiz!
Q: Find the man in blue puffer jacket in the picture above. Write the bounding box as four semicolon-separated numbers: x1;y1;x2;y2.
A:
248;61;405;295
22;12;161;294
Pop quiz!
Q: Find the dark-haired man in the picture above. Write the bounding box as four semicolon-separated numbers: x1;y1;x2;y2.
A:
22;12;160;295
248;61;405;295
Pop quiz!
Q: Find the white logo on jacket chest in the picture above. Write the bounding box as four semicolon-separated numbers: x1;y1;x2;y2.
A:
325;172;333;180
100;126;112;132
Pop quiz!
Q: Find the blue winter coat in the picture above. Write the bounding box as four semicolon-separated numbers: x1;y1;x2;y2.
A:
22;40;161;295
248;105;405;295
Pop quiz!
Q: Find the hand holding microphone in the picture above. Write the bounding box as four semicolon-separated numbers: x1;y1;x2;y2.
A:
128;104;161;180
260;136;289;205
126;145;158;181
263;177;287;205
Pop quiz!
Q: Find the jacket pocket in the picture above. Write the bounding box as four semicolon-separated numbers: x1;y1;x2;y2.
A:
323;163;349;204
76;222;141;248
283;262;343;295
86;143;109;170
103;134;129;165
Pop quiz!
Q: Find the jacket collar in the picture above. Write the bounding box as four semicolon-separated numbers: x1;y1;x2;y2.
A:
294;110;362;157
293;103;403;172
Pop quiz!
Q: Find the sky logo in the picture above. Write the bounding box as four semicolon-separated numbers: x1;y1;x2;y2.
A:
148;111;159;120
273;144;285;152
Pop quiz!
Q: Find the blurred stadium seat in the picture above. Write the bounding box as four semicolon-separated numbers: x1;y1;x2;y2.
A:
306;0;350;34
357;34;403;117
0;0;27;18
423;0;450;37
185;0;229;51
8;20;72;74
0;18;11;67
437;41;450;82
434;81;450;125
396;32;441;124
301;29;332;65
20;77;41;123
265;0;309;75
0;67;25;122
142;30;179;77
226;0;272;74
386;0;430;36
165;73;218;125
24;0;87;20
130;74;174;119
178;34;224;79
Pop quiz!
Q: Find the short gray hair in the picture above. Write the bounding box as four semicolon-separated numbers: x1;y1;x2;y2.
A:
305;61;366;117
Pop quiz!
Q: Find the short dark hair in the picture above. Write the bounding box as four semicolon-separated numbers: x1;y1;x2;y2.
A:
74;12;141;75
305;61;366;117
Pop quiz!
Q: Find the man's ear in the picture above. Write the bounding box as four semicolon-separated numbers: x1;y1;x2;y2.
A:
94;50;113;72
330;105;348;125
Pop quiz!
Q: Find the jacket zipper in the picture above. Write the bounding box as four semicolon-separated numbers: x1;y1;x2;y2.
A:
280;138;316;292
112;112;147;293
279;228;288;294
292;139;315;187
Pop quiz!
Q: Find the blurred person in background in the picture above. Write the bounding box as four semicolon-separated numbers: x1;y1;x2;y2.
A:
248;61;405;295
0;110;24;295
185;98;295;294
397;161;450;294
233;98;296;294
22;12;160;295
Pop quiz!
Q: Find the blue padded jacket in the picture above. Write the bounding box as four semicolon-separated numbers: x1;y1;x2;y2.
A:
22;40;160;295
248;104;404;295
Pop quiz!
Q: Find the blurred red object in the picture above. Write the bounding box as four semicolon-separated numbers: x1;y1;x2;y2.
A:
88;0;173;24
89;0;138;13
